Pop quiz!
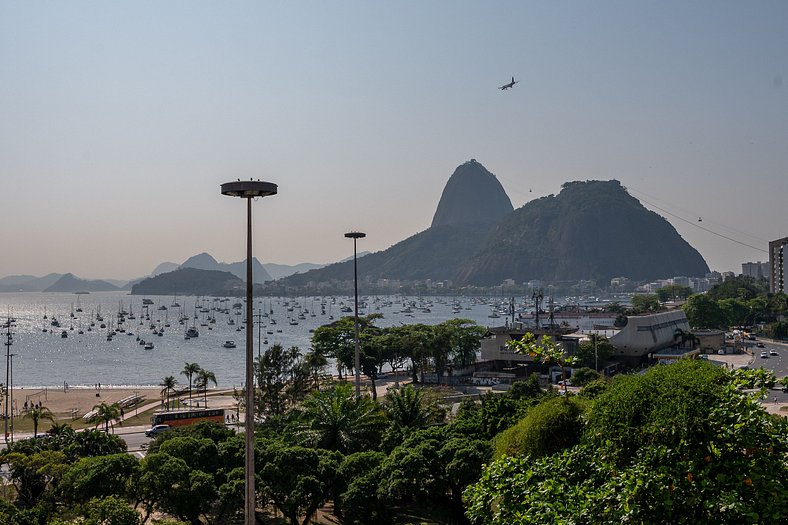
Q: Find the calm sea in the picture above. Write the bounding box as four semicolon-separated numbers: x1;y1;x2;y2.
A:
0;292;503;388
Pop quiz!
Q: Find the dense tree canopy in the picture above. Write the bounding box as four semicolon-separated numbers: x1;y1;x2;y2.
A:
466;360;788;525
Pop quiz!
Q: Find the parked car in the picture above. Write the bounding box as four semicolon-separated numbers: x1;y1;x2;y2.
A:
145;424;170;437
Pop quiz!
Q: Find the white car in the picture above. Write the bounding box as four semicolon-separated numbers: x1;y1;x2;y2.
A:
760;351;768;358
769;350;778;356
144;424;170;437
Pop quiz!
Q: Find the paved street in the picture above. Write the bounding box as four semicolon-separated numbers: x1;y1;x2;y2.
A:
748;339;788;408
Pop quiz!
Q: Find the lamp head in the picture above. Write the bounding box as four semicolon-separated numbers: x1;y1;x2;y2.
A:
221;181;277;198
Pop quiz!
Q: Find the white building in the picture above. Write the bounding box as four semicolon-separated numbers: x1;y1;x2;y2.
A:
609;310;690;358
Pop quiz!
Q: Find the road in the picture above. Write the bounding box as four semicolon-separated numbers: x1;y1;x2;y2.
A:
747;338;788;404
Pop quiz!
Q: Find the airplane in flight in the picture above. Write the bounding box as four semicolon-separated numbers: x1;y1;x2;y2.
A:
499;76;518;90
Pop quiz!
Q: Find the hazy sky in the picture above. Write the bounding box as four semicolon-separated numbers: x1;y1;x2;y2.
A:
1;1;786;280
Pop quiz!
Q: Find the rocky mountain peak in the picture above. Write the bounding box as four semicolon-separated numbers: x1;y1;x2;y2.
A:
430;160;514;228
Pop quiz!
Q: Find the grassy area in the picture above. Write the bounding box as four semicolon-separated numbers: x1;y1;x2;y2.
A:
7;404;163;434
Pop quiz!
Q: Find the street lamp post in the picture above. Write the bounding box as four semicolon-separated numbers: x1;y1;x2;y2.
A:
221;180;277;525
9;353;15;444
344;231;366;398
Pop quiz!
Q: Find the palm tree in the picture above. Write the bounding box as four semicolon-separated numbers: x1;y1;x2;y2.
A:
160;376;177;410
384;384;435;429
296;382;386;454
22;405;55;437
181;362;202;406
196;368;217;407
92;402;121;433
303;350;327;391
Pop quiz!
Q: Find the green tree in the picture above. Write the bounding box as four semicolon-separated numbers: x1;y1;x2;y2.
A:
22;405;55;437
257;441;340;525
2;450;68;508
506;332;578;393
492;396;586;460
136;452;216;525
573;334;614;370
683;294;728;329
255;344;310;418
303;348;328;390
376;327;410;381
656;285;693;302
158;436;220;475
311;314;383;381
719;297;751;327
569;367;601;387
180;362;201;407
65;429;127;459
81;495;142;525
630;293;660;313
159;376;177;410
195;368;217;408
399;323;437;383
466;360;788;525
60;454;139;504
336;451;389;525
381;425;491;523
766;320;788;340
92;402;121;434
295;382;386;454
383;384;444;430
707;275;767;301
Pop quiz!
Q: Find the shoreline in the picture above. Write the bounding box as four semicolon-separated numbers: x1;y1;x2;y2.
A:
13;384;164;390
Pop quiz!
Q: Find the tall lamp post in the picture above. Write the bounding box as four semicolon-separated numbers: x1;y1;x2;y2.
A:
344;231;366;398
9;353;15;444
221;180;277;525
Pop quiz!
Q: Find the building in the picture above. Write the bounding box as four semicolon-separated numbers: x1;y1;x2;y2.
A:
769;237;788;294
609;310;690;359
480;325;577;363
742;261;770;280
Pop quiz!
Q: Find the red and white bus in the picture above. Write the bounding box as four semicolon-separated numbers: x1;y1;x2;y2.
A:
150;408;225;428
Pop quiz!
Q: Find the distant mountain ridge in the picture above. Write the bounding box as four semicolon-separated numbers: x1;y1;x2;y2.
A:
278;163;710;287
130;268;242;296
0;253;365;293
44;273;120;293
180;252;273;283
0;273;64;292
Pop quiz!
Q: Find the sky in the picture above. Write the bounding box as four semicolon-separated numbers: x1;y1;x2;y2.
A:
1;1;786;280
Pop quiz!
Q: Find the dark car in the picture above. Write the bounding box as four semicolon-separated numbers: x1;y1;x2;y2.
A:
144;424;170;437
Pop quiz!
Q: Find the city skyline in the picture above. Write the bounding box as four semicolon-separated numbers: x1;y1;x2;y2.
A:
1;1;786;279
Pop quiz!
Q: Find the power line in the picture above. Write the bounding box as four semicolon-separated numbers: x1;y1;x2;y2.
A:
627;187;769;245
630;194;767;254
497;176;768;255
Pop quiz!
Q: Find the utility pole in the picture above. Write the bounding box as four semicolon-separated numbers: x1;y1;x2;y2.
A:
4;317;14;446
9;353;15;444
253;308;264;359
532;289;544;329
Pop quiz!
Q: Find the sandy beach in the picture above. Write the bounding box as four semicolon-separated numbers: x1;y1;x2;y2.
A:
8;386;163;423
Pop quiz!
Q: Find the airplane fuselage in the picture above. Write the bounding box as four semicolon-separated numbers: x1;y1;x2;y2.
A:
499;77;518;90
